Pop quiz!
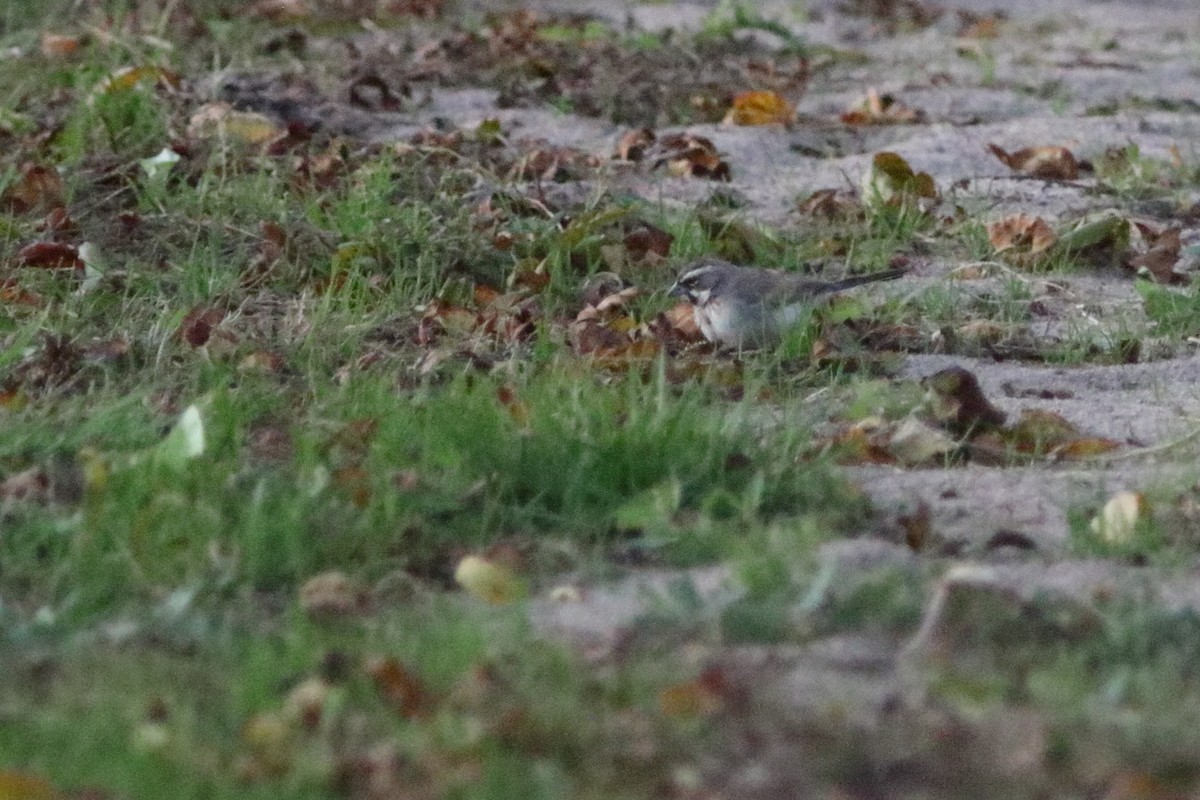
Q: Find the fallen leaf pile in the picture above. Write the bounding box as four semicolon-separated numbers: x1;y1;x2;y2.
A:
987;212;1185;280
815;366;1121;466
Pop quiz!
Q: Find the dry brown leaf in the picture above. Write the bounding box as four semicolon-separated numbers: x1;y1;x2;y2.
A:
659;681;721;718
495;384;529;427
658;669;732;718
988;144;1080;180
812;422;896;466
509;259;551;292
290;148;345;186
299;571;368;618
649;133;730;181
898;500;933;551
366;656;430;718
508;144;599;182
664;302;703;340
14;242;83;270
178;306;226;348
42;207;75;236
623;222;674;260
615;128;655;162
797;188;860;218
0;278;44;308
238;351;286;374
986;213;1057;268
724;90;795;126
40;33;83;57
862;151;937;210
1128;226;1184;284
841;88;926;125
333;465;372;507
2;163;65;214
955;319;1008;345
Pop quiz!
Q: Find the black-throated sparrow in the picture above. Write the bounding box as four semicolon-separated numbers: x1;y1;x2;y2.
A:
668;258;904;348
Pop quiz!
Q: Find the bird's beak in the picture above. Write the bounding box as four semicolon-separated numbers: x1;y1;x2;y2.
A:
667;283;686;298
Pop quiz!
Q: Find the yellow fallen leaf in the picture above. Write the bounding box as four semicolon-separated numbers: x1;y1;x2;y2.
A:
862;151;937;210
94;64;181;97
187;102;281;145
724;90;795;126
454;555;524;603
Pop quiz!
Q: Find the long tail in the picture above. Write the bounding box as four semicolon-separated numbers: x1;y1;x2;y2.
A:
813;267;906;295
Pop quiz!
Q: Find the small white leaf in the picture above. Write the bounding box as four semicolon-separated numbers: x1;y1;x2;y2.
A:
140;147;180;180
157;405;206;466
1090;490;1144;544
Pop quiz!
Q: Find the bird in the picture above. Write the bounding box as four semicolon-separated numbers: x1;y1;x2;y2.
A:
667;258;904;348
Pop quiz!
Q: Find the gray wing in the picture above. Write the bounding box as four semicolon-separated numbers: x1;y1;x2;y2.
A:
777;268;905;303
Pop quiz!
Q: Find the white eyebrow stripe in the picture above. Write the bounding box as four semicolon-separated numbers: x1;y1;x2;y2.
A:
679;265;716;283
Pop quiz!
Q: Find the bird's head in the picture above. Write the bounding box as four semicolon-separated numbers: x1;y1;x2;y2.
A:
667;262;729;306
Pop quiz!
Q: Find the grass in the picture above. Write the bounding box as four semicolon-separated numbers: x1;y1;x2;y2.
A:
0;5;874;796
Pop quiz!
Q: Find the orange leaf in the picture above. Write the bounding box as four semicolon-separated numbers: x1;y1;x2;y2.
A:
0;772;63;800
724;90;795;126
366;656;430;718
1;163;65;214
0;278;44;308
986;213;1057;268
